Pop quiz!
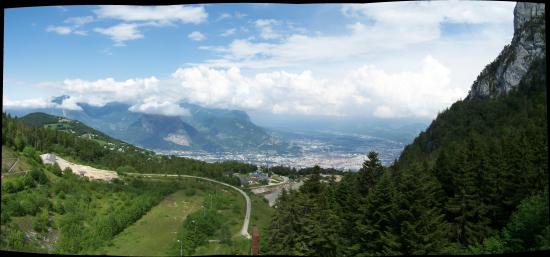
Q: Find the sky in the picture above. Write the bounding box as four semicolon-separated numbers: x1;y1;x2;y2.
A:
3;1;517;119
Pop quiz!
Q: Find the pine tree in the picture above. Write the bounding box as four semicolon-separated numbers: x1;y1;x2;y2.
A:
357;151;384;196
392;164;449;254
300;165;323;195
445;140;491;246
355;170;400;256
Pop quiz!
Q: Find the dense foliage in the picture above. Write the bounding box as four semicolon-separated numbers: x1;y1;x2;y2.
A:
262;165;343;179
172;193;234;255
267;46;548;255
1;158;178;253
0;112;259;254
2;112;250;186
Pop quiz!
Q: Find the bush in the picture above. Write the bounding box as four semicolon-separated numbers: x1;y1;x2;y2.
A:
50;163;63;176
29;168;48;185
62;167;73;176
33;208;49;233
22;146;40;164
116;165;137;175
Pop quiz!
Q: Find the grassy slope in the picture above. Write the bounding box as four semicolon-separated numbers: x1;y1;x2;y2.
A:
97;190;204;256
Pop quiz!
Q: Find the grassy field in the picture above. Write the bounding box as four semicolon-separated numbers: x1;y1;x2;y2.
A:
96;189;203;256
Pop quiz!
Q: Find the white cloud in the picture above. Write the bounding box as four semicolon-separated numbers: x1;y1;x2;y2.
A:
344;55;463;118
129;96;190;116
61;77;160;107
94;5;207;24
255;19;281;40
341;1;513;24
46;26;72;35
64;16;94;26
2;96;82;111
200;1;514;74
171;55;462;118
94;23;144;46
188;31;206;41
47;16;93;36
3;97;55;109
221;28;236;37
215;13;232;22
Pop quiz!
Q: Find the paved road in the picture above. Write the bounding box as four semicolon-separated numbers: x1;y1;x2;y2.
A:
128;173;252;239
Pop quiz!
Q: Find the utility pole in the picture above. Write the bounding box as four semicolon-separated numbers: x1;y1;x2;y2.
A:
251;225;260;255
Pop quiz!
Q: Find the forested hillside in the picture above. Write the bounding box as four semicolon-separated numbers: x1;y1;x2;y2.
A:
267;3;548;255
2;112;257;186
1;113;262;254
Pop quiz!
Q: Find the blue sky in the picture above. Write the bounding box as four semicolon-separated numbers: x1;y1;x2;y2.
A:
4;2;516;119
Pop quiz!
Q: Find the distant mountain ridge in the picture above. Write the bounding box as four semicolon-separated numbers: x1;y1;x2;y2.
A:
5;100;293;153
18;112;137;150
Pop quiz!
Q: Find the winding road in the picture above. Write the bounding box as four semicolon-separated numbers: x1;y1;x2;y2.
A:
128;173;252;239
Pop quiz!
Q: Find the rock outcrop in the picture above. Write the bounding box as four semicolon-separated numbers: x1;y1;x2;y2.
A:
467;2;545;100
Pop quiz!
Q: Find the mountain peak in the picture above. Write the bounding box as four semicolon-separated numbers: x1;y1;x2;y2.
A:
51;95;70;104
466;2;545;100
514;2;545;32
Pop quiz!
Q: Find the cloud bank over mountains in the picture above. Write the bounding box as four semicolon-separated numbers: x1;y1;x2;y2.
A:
4;55;463;118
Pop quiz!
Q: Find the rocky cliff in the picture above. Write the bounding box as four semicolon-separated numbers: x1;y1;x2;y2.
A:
467;2;545;100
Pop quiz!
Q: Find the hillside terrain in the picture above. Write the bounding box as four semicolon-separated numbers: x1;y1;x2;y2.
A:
266;2;548;255
5;101;294;153
1;112;273;255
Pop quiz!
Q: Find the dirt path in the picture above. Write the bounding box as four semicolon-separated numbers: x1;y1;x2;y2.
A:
40;153;118;181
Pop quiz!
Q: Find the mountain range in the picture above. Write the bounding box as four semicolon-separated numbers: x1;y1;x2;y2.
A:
5;101;296;153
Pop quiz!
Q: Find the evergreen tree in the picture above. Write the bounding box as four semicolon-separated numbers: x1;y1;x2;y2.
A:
393;164;449;254
357;151;384;196
355;170;400;256
445;140;491;246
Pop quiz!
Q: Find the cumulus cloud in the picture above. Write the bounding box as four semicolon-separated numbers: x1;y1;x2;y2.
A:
61;77;160;106
129;96;190;116
94;23;144;46
7;55;465;118
188;31;206;41
94;5;207;25
170;55;462;118
344;55;463;118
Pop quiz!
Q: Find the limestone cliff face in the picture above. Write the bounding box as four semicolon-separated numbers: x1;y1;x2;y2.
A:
467;2;545;100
